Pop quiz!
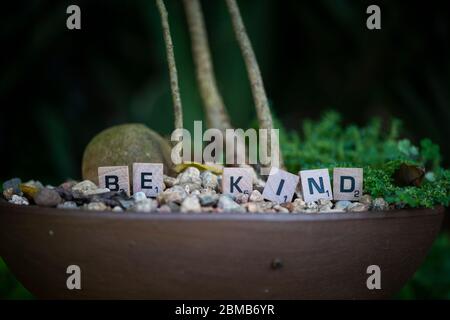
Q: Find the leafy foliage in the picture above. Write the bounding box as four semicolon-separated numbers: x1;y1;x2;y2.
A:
280;111;450;208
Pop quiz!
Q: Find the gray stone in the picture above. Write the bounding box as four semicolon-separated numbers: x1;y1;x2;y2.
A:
130;198;157;212
360;194;372;206
133;191;147;202
158;205;172;213
58;180;77;191
157;185;188;204
2;188;15;200
178;167;202;185
163;175;178;188
86;202;108;211
84;188;110;197
235;193;249;204
291;198;306;212
198;193;219;206
347;202;370;212
8;195;29;206
167;202;181;212
318;198;333;212
372;198;389;211
57;201;78;209
201;171;218;190
34;188;63;207
118;199;134;210
249;190;264;202
274;204;289;213
218;195;245;213
305;201;318;211
112;206;123;212
334;200;352;211
3;178;22;195
246;201;274;213
72;180;98;198
181;195;201;212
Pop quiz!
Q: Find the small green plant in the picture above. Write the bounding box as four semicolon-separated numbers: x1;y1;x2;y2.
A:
280;111;450;208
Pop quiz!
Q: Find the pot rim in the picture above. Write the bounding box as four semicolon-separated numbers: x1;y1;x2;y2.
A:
0;202;444;223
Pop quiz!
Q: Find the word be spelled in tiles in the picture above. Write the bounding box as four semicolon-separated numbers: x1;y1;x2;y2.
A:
133;163;164;197
98;166;130;195
300;168;333;202
333;168;363;201
222;167;253;196
263;167;299;203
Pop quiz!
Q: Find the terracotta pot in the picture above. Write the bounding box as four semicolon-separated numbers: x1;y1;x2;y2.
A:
0;203;444;299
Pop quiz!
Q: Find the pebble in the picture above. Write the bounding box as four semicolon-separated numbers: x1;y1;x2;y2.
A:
305;201;318;212
334;200;352;211
3;174;395;214
249;190;264;202
167;202;181;212
59;180;77;191
317;198;333;212
198;192;219;206
360;194;372;206
372;198;389;211
347;202;370;212
9;194;29;205
235;193;249;204
118;199;135;210
133;191;147;202
72;180;98;198
57;201;78;209
3;188;15;200
291;198;306;212
86;202;108;211
274;204;289;213
218;195;245;213
178;167;201;182
163;175;178;188
130;198;157;212
181;195;201;212
157;185;188;204
84;188;110;197
201;171;218;190
246;201;274;213
23;180;44;189
33;188;63;207
158;204;172;213
20;185;40;199
3;178;22;195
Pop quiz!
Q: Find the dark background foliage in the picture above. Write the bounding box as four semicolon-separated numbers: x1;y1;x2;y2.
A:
0;0;449;299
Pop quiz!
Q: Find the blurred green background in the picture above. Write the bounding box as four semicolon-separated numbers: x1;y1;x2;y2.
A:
0;0;449;299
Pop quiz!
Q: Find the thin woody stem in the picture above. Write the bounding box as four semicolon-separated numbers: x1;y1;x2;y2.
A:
225;0;283;169
182;0;232;132
156;0;183;131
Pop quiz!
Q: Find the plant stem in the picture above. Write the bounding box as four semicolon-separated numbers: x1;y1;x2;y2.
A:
225;0;283;169
156;0;183;131
182;0;232;132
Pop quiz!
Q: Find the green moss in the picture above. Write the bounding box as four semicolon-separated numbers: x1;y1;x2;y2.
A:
280;111;450;208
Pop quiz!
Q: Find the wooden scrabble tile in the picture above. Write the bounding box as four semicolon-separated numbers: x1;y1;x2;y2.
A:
222;167;253;196
333;168;363;201
299;168;333;202
98;166;130;196
132;163;164;197
262;167;299;203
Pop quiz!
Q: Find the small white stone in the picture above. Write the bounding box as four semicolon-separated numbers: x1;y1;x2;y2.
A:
181;195;201;213
133;191;147;202
8;195;29;206
249;190;264;202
